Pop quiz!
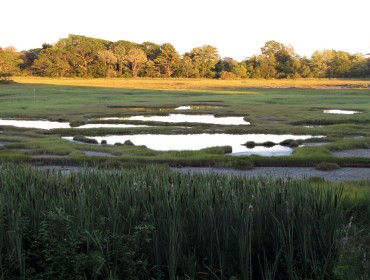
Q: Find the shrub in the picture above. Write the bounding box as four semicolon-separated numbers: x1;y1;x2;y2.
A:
280;139;301;148
261;141;276;147
316;162;340;171
123;140;135;146
245;141;256;148
73;135;98;144
69;120;86;127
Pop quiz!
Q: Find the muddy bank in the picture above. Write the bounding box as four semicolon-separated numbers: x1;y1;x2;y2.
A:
0;141;9;147
31;154;69;159
172;167;370;182
82;150;116;157
332;149;370;158
30;165;370;182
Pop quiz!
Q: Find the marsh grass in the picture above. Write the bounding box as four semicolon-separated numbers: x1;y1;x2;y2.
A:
316;162;341;171
0;164;345;279
2;78;370;169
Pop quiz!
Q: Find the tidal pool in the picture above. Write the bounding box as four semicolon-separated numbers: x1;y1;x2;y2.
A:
323;109;360;114
109;105;220;111
174;105;221;110
99;114;249;125
0;119;148;130
0;119;71;130
0;141;9;147
77;124;149;129
64;134;320;156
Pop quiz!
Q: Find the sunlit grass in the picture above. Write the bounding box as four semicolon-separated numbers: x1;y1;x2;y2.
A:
12;76;370;92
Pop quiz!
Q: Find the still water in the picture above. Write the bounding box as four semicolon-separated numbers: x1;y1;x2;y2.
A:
64;133;319;156
99;114;249;125
0;119;71;130
0;119;149;130
323;109;359;114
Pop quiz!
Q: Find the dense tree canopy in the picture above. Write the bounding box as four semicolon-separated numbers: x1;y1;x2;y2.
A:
1;34;369;79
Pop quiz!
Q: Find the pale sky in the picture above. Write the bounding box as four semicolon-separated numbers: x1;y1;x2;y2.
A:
1;0;369;60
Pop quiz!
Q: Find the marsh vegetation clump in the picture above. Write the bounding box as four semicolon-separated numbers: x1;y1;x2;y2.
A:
245;141;256;148
316;162;341;171
123;139;135;146
280;139;301;148
69;120;86;127
72;135;98;144
261;141;276;147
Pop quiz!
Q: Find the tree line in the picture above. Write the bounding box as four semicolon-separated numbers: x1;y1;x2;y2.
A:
1;34;369;80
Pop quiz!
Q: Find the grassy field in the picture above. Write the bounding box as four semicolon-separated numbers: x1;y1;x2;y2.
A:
1;77;370;169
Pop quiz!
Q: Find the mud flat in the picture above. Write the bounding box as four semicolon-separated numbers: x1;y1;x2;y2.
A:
172;167;370;182
332;149;370;158
82;150;116;157
31;154;69;159
0;141;9;147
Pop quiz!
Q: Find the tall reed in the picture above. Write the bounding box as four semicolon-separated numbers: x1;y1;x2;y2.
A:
0;163;343;279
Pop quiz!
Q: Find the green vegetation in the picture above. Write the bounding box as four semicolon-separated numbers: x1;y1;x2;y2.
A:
315;162;341;171
1;78;370;169
0;164;355;280
1;78;370;279
1;35;370;79
73;135;99;144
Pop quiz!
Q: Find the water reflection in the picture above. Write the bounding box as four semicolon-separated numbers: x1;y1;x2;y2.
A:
100;114;249;125
0;141;9;146
64;133;319;156
111;105;221;111
0;119;71;130
77;124;149;129
227;145;294;157
323;109;359;114
0;119;149;130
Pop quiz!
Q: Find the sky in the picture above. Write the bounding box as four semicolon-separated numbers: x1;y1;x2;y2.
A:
1;0;369;61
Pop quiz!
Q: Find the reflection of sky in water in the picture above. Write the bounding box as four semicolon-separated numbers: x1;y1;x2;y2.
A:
0;119;151;130
323;109;359;114
100;114;249;125
77;124;149;129
227;145;294;157
64;134;320;156
0;119;70;130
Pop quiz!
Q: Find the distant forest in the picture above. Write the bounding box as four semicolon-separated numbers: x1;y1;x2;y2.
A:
1;34;370;79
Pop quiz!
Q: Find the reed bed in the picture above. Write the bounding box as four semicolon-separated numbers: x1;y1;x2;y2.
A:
0;164;343;279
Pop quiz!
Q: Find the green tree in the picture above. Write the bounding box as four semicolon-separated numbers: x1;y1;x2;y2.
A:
112;40;139;76
310;50;334;78
189;45;219;78
328;51;352;78
179;54;194;78
154;43;180;77
253;54;277;78
111;43;127;76
141;42;161;61
127;48;147;77
0;46;23;75
98;49;118;77
33;47;71;77
349;53;369;77
144;60;160;78
260;40;296;78
216;57;248;79
61;34;108;77
20;48;41;74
